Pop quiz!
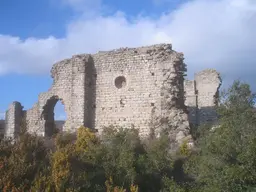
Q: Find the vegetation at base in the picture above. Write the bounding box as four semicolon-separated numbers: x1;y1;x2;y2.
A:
0;80;256;191
183;81;256;192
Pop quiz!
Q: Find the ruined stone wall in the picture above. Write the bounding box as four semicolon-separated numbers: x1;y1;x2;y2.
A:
92;44;190;141
196;69;221;124
71;55;96;131
26;59;73;136
92;46;165;136
22;44;191;144
3;44;221;146
184;69;221;126
4;102;23;138
184;80;197;125
25;54;96;136
156;50;190;144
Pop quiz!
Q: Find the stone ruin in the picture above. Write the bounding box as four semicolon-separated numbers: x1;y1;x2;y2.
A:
2;44;221;146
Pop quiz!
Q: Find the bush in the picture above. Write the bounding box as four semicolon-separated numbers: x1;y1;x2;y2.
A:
0;125;191;191
184;80;256;191
0;133;49;191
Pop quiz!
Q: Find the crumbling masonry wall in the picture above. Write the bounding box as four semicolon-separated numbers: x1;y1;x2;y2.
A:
184;69;222;126
4;102;24;138
4;44;221;146
92;45;190;143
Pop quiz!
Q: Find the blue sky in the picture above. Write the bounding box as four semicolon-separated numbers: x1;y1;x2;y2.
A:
1;0;256;119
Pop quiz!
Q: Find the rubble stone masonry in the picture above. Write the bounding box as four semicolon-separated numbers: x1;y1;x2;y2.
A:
4;44;221;146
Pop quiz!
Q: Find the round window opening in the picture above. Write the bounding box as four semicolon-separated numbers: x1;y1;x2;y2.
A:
115;76;126;89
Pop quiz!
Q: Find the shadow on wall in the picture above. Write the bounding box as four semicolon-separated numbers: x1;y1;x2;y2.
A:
188;106;219;136
0;120;4;136
84;56;96;130
42;96;64;137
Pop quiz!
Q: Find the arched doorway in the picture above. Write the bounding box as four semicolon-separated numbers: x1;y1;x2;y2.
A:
42;96;67;137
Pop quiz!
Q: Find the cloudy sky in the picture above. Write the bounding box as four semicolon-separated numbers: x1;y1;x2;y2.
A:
1;0;256;119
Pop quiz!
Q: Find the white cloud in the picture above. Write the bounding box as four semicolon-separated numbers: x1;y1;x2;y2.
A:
1;0;256;88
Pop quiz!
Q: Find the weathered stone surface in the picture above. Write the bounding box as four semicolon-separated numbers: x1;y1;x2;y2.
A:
3;44;221;146
184;69;222;126
4;102;24;139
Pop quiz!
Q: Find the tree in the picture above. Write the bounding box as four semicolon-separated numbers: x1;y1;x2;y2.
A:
0;133;49;191
185;80;256;191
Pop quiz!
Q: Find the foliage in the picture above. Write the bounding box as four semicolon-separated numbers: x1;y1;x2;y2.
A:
0;125;191;191
184;80;256;191
179;139;191;156
0;133;49;191
75;126;98;152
